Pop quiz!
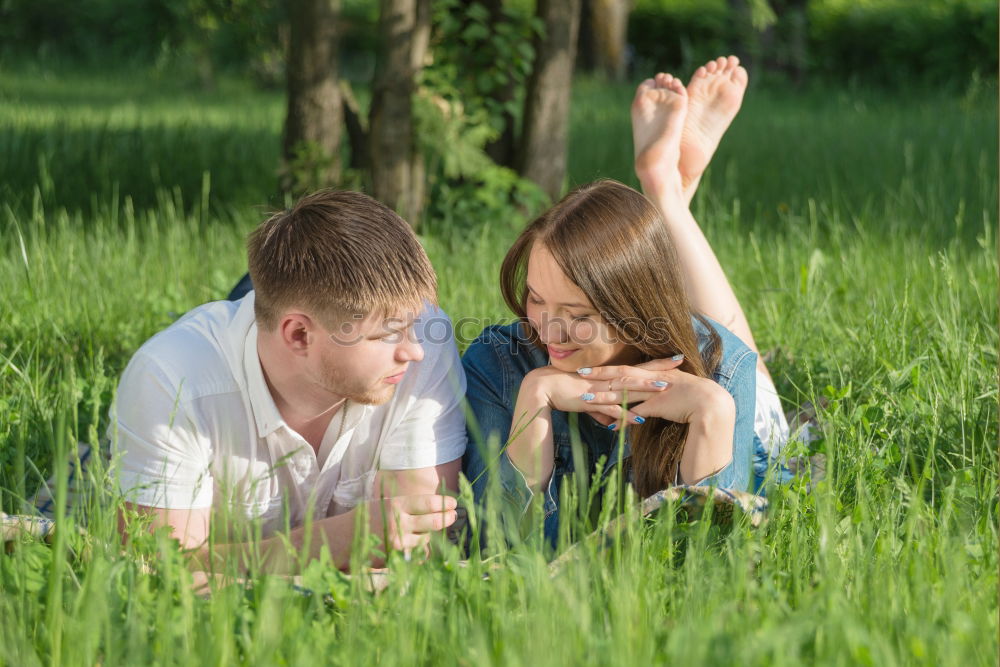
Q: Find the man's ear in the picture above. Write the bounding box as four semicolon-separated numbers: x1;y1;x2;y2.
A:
277;312;316;355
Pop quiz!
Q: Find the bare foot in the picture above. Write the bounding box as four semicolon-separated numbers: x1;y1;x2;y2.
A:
679;55;748;202
631;72;688;201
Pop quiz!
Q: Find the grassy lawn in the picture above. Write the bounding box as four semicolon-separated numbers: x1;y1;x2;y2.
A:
0;65;996;665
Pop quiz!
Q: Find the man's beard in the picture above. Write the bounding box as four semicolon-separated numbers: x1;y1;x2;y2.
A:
348;383;396;406
318;359;397;406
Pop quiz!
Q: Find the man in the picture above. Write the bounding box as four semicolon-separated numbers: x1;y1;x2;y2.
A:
111;190;464;571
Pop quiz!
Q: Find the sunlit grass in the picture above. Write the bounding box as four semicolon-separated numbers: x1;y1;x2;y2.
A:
0;65;997;665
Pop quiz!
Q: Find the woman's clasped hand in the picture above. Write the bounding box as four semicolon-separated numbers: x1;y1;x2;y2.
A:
520;355;735;432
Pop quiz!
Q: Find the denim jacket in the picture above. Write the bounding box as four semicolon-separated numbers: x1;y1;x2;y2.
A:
461;317;768;543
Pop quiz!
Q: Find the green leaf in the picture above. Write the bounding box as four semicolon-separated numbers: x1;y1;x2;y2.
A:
462;22;490;43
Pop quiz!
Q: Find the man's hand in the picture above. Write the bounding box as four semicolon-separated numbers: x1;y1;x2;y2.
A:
367;494;458;556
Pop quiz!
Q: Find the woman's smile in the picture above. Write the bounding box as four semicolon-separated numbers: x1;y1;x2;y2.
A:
546;345;578;360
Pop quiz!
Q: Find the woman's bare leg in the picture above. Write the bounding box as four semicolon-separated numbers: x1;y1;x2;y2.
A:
679;56;748;205
631;57;769;378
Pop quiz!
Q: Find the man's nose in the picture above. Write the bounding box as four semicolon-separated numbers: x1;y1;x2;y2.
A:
396;331;424;363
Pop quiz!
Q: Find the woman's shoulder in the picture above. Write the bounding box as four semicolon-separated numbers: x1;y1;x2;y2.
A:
462;321;547;375
691;315;757;382
465;321;527;351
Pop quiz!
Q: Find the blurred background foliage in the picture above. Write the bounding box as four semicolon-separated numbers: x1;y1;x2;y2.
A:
630;0;998;86
1;0;995;88
0;0;995;229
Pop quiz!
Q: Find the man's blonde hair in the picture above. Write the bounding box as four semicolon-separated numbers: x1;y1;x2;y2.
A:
247;189;437;330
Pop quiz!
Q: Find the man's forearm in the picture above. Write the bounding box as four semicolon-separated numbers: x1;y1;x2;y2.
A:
189;509;361;575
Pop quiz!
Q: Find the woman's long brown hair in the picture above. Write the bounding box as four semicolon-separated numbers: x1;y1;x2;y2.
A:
499;179;723;497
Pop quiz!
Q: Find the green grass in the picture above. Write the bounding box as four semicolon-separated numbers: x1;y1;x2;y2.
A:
0;65;997;665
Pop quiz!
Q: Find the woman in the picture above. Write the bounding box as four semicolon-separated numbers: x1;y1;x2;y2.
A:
462;58;790;542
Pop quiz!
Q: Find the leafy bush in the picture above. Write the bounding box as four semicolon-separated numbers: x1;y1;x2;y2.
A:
416;0;548;230
0;0;186;65
808;0;999;85
0;0;371;82
628;0;734;75
628;0;998;86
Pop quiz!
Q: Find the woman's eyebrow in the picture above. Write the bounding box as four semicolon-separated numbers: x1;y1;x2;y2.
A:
526;282;591;309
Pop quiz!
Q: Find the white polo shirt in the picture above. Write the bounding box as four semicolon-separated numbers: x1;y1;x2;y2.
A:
110;293;467;536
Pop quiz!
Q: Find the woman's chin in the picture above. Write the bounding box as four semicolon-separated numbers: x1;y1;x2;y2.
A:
549;357;579;372
551;352;603;373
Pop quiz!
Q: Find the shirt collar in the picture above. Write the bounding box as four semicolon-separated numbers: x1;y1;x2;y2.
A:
243;322;286;438
229;293;285;438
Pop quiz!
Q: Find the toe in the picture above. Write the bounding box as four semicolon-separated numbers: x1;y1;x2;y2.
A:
731;66;748;85
725;55;739;71
705;60;718;74
633;78;654;104
693;65;708;79
715;56;727;70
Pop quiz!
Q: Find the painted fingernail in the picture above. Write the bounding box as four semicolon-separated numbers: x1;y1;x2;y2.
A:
671;354;684;361
581;393;595;401
577;367;593;375
633;416;646;424
652;380;669;388
607;423;617;431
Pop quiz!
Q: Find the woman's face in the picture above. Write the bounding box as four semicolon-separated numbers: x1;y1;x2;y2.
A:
524;243;640;372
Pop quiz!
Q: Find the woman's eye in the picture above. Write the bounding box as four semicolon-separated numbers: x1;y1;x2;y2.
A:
528;297;543;305
571;314;591;322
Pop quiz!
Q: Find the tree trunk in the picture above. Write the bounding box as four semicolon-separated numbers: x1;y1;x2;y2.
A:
340;80;370;171
586;0;631;81
577;0;594;72
516;0;582;202
282;0;342;195
369;0;430;227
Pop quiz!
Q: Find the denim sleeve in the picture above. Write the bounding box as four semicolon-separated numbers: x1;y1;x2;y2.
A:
461;338;538;515
688;349;757;492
